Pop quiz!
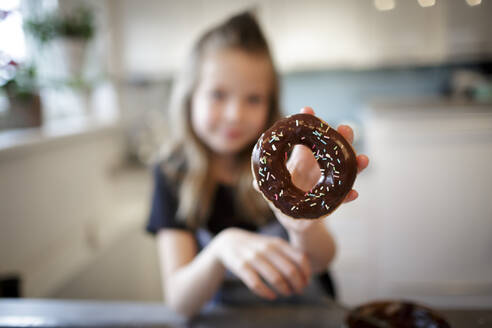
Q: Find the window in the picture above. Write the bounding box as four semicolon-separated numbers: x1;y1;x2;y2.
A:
0;0;26;62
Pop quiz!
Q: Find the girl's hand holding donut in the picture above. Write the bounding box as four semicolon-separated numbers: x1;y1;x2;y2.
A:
252;106;369;233
212;227;311;299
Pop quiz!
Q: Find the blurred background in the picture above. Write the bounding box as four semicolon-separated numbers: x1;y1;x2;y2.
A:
1;0;491;309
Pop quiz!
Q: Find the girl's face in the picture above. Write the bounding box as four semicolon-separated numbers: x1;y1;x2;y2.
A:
191;48;272;156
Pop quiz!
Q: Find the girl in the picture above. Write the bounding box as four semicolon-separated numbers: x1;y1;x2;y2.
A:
146;12;369;318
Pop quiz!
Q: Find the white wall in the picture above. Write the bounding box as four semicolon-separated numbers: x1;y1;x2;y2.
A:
106;0;492;77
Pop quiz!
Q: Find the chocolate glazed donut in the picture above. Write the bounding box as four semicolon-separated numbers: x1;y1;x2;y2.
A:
251;113;357;219
346;300;451;328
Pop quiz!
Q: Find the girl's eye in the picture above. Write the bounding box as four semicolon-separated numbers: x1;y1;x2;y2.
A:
211;90;226;101
246;94;263;105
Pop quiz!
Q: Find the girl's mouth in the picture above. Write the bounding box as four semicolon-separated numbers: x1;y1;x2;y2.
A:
224;129;243;139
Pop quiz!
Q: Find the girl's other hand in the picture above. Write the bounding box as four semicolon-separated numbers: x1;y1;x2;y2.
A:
211;227;311;300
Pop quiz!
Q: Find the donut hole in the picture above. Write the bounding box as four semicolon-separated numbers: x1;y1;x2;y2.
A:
287;144;322;192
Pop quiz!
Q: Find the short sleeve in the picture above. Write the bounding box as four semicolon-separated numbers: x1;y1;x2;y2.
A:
146;164;190;235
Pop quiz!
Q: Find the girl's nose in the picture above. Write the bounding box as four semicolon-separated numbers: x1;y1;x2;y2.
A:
224;99;245;122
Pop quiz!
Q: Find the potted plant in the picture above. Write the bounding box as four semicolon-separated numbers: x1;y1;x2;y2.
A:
24;6;95;78
0;60;42;129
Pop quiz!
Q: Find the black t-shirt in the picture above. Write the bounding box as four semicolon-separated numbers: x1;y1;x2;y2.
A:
145;164;336;300
146;164;274;237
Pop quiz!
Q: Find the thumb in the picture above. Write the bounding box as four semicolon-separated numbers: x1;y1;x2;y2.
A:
300;106;315;115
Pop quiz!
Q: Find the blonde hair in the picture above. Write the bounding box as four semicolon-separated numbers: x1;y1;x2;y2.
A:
156;12;282;229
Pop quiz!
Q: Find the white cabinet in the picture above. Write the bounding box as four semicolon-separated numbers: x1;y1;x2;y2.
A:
0;121;125;297
331;102;492;308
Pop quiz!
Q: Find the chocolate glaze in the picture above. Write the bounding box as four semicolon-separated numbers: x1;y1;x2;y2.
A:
346;300;451;328
251;113;357;219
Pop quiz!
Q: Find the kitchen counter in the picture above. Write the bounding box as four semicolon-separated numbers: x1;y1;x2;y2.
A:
0;115;122;162
367;98;492;117
0;298;490;327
